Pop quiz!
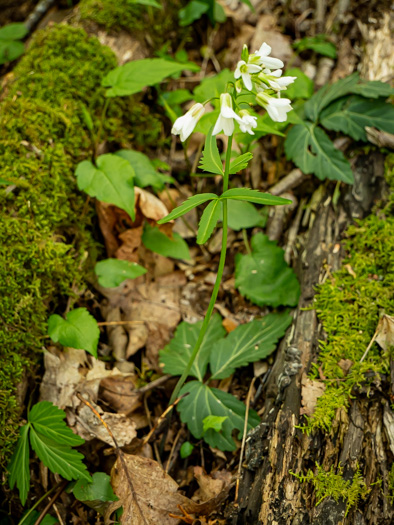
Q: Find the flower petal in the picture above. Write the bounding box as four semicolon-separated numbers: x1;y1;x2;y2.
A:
222;117;234;136
246;64;262;74
212;114;223;136
242;72;253;91
257;42;271;57
259;56;284;69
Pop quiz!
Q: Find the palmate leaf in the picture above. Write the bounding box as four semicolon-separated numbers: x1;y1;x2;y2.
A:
28;401;84;447
199;128;224;175
102;58;198;97
210;312;292;379
76;154;135;220
157;193;217;224
8;424;30;505
320;96;394;141
95;258;146;288
229;152;253;174
48;308;100;358
30;429;90;482
351;80;394;98
235;233;300;308
221;188;292;206
159;313;225;381
284;122;354;184
178;382;260;451
197;199;221;244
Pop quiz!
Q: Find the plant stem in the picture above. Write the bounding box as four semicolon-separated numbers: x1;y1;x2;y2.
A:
169;135;233;405
94;98;110;157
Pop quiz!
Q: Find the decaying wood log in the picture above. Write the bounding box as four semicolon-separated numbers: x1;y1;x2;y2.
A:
234;152;394;525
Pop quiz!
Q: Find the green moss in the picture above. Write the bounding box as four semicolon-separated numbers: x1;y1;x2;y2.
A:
0;25;120;476
306;155;394;433
292;464;370;515
389;463;394;505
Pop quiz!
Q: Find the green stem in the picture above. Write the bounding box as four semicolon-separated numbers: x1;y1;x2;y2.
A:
169;135;233;404
242;229;252;255
17;482;62;525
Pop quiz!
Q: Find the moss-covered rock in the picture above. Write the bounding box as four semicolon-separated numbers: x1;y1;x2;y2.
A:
307;155;394;432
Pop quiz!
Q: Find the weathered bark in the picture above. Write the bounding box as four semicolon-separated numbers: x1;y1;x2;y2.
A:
235;153;394;525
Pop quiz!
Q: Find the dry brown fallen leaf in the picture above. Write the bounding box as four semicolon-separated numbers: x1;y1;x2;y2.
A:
300;376;326;417
375;314;394;351
105;455;233;525
192;467;232;503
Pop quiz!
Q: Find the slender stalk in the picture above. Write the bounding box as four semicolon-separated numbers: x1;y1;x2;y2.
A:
169;136;233;404
94;98;110;157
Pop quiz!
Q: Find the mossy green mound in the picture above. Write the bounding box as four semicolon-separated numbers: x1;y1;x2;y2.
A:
0;23;157;474
308;156;394;432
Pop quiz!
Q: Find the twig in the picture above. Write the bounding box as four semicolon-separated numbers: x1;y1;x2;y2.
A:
142;393;189;446
360;328;379;363
18;483;62;525
52;504;64;525
165;427;183;474
76;393;148;525
33;480;68;525
97;320;145;326
143;394;163;467
235;377;256;503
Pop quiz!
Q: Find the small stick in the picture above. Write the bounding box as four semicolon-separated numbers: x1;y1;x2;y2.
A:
142;393;189;446
165;427;183;474
235;377;256;503
33;480;68;525
76;393;148;525
360;328;379;363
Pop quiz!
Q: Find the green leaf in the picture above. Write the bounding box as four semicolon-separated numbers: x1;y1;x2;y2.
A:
7;424;30;505
284;122;354;184
320;96;394;141
294;35;337;59
224;200;266;231
284;68;314;100
0;40;24;64
304;73;359;121
48;308;100;358
235;233;300;308
76;154;135;220
160;88;193;106
73;472;118;502
194;110;220;135
351;80;394;98
157;193;218;224
180;441;194;458
128;0;161;7
21;512;58;525
95;259;146;288
178;382;260;451
221;188;292;206
229;152;253;174
202;415;227;433
0;23;28;40
179;0;209;26
102;58;198;97
28;401;84;447
80;103;94;132
115;149;171;190
29;429;90;482
199;128;224;175
159;313;225;380
193;69;234;109
210;312;292;379
197;199;221;244
213;1;226;23
142;223;190;260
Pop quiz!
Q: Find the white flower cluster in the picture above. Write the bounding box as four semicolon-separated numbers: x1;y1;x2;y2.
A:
172;42;296;142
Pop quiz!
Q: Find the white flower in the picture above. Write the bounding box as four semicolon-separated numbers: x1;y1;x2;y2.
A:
171;103;205;142
212;93;241;136
234;60;262;91
252;42;284;70
256;92;292;122
259;69;297;91
238;110;257;135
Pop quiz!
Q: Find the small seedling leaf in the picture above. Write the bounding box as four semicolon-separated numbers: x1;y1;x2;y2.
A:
48;308;100;358
202;415;228;433
159;313;225;380
95;259;147;288
235;233;300;308
178;382;259;451
73;472;118;502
